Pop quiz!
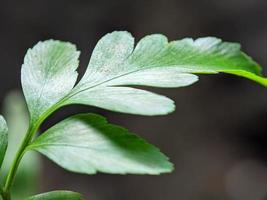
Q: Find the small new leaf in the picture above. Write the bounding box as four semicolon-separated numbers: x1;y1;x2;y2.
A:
25;191;83;200
21;40;80;123
0;115;8;168
28;113;173;175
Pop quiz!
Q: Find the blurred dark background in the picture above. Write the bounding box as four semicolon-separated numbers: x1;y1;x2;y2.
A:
0;0;267;199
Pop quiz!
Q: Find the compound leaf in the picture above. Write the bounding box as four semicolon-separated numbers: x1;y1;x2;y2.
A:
28;113;173;175
21;40;80;123
21;32;266;119
25;191;83;200
60;31;266;116
0;115;8;168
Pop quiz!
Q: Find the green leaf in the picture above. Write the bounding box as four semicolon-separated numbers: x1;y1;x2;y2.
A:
0;115;8;168
65;87;176;116
28;113;173;175
25;191;83;200
58;31;266;116
21;40;80;123
21;31;266;120
1;91;40;199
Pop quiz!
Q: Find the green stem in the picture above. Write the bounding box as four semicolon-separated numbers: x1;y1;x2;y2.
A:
0;187;9;200
2;124;38;199
1;101;62;199
1;188;10;200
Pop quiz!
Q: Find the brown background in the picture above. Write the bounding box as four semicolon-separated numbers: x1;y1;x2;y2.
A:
0;0;267;199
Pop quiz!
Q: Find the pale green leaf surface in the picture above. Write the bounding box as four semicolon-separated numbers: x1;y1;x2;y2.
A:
64;87;175;115
1;91;40;199
0;115;8;168
25;191;83;200
106;68;199;88
59;31;266;116
21;40;80;122
28;113;173;175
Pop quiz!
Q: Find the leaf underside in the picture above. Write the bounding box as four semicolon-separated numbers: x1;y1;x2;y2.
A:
28;113;173;175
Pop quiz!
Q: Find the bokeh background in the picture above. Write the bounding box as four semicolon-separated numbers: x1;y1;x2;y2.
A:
0;0;267;199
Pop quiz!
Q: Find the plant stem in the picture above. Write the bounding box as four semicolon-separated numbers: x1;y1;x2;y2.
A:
1;189;10;200
0;187;9;200
2;124;38;200
1;101;62;199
